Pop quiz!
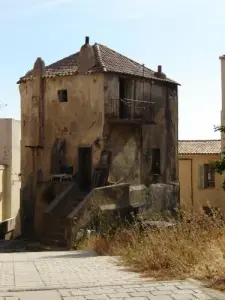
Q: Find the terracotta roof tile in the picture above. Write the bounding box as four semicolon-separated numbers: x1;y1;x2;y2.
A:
19;43;178;84
179;140;221;155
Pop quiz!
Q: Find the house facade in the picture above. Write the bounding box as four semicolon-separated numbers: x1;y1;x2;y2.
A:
179;140;225;214
0;119;21;238
18;37;179;243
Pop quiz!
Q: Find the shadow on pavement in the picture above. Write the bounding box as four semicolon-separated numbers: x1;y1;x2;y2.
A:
38;250;98;259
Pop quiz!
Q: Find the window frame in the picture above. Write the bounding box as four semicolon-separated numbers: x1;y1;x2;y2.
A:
58;89;68;103
198;163;215;189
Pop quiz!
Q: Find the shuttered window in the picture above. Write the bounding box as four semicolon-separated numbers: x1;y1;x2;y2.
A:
198;163;215;189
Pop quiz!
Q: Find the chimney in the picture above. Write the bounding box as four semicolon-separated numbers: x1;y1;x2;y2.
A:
158;65;162;73
154;64;166;79
78;36;96;73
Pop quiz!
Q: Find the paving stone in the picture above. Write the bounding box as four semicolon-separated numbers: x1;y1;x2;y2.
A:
124;298;148;300
0;251;223;299
58;290;72;296
109;293;129;298
148;296;173;300
130;292;152;297
172;294;201;300
135;287;156;292
94;289;116;294
156;285;178;291
63;298;85;300
172;289;195;295
85;295;109;300
151;290;173;296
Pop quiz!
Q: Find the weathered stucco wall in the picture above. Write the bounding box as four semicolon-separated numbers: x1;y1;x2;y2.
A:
20;73;104;236
107;124;141;184
104;74;178;186
20;73;104;183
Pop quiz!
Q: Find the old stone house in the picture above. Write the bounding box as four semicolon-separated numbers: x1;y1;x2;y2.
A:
18;37;179;246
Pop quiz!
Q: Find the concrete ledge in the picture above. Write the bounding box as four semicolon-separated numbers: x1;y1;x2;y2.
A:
0;217;16;238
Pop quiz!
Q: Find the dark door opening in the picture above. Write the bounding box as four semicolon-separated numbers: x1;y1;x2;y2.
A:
78;146;92;190
119;78;128;119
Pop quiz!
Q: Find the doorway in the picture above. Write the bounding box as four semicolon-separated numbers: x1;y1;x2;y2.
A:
119;78;130;118
179;159;193;211
77;146;92;190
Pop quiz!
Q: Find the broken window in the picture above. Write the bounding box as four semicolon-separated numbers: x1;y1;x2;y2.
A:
198;163;215;189
119;78;131;118
151;148;160;174
58;89;68;102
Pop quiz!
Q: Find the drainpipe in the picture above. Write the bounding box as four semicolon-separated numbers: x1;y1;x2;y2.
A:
179;158;194;211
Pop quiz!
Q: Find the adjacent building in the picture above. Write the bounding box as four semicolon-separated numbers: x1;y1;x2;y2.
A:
0;119;21;238
178;140;225;214
220;54;225;148
18;37;179;244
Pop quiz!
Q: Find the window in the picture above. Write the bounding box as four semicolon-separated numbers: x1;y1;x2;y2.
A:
151;148;160;174
198;163;215;189
119;78;132;119
58;89;68;102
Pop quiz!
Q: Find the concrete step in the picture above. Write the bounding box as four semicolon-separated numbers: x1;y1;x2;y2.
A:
42;237;67;247
44;232;65;239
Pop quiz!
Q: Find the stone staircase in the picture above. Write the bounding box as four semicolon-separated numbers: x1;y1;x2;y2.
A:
42;182;88;248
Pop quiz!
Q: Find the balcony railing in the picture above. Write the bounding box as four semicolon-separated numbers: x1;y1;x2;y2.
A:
105;98;155;124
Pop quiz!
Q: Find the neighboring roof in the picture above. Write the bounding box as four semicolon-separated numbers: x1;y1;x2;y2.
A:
19;43;178;84
179;140;221;155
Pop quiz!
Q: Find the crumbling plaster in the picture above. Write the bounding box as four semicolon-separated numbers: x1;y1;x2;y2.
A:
20;73;105;185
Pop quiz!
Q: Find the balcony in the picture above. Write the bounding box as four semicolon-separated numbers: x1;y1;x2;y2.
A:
105;98;155;124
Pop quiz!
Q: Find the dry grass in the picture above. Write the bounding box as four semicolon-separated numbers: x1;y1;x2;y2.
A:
78;207;225;290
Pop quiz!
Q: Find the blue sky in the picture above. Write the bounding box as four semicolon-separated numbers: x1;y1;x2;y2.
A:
1;0;225;139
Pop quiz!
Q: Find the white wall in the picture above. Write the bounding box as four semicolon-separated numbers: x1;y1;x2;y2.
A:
0;119;12;166
0;119;21;234
11;119;21;236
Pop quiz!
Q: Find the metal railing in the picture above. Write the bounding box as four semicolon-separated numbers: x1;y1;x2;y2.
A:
105;98;155;123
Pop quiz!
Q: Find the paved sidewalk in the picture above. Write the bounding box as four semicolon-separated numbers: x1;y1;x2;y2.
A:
0;251;224;299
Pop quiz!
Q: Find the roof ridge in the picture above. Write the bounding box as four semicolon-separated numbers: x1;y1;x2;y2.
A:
93;43;106;71
97;43;155;75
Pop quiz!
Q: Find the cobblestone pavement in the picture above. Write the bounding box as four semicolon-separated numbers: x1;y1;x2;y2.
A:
0;251;224;299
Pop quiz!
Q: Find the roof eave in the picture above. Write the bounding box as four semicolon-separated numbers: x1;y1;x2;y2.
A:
102;70;179;85
179;152;220;155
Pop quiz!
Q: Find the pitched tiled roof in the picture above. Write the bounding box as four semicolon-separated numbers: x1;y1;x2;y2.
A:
19;43;178;84
179;140;221;155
